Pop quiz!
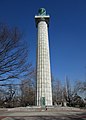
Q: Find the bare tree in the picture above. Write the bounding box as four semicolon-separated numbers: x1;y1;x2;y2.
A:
74;80;86;92
65;76;72;106
20;75;36;106
0;24;33;85
0;24;35;107
73;80;86;103
52;79;63;105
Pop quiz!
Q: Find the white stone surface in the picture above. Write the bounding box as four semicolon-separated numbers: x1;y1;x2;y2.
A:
35;16;52;106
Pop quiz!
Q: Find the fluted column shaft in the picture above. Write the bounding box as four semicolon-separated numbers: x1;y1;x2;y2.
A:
36;20;52;106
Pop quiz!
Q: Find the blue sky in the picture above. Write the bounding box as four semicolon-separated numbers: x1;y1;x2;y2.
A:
0;0;86;84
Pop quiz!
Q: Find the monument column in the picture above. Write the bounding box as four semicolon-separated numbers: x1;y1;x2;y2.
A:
35;8;52;106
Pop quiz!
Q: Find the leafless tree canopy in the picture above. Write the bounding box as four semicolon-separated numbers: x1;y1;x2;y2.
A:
52;76;86;107
0;24;33;85
0;24;36;107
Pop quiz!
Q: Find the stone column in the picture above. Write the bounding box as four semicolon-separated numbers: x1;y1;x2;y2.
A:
35;8;52;106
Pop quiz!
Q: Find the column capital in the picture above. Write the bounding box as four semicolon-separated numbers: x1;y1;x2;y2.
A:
35;15;50;28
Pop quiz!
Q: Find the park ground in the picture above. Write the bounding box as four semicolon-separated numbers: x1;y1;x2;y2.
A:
0;107;86;120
